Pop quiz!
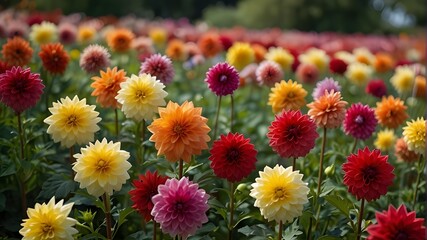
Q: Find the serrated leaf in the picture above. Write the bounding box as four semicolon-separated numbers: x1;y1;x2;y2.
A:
116;207;134;228
324;195;353;219
37;174;77;199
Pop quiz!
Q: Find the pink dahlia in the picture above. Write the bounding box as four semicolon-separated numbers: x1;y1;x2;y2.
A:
140;54;175;85
0;66;44;114
79;44;111;73
343;103;377;140
205;62;239;96
367;205;425;240
255;60;283;87
365;79;387;98
312;77;341;100
151;177;209;239
296;62;319;84
267;110;319;158
58;22;77;45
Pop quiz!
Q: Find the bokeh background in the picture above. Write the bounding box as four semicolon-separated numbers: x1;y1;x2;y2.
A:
0;0;424;34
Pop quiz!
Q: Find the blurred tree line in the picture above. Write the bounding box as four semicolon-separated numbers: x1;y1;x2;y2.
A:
0;0;424;33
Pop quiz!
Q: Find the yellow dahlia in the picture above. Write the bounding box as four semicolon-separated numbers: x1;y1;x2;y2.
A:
374;129;396;151
390;66;415;95
20;197;77;240
345;62;373;86
44;96;101;148
265;47;294;70
149;28;167;48
226;42;255;71
73;138;131;197
268;79;307;113
29;21;58;45
116;73;168;121
298;48;330;72
250;164;309;223
353;47;375;66
148;101;211;163
403;117;426;154
77;25;96;44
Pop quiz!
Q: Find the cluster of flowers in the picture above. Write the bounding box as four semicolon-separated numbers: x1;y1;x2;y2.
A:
0;9;425;239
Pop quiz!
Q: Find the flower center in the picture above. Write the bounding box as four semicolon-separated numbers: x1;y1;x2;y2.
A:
361;166;377;184
66;114;78;126
173;124;185;136
96;159;109;172
285;124;300;141
219;75;227;82
12;79;27;93
273;187;287;201
136;90;146;100
287;91;295;98
226;147;240;162
394;231;408;240
355;115;364;124
174;201;185;214
41;223;54;237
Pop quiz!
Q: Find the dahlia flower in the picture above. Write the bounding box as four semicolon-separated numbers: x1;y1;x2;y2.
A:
205;62;239;96
29;21;58;45
91;67;127;109
79;44;111;74
1;36;33;66
139;54;175;85
343;103;377;140
256;60;284;87
106;28;135;53
374;129;396;152
226;42;255;71
298;48;329;72
390;66;415;95
268;79;307;113
265;47;294;70
375;96;408;129
307;90;348;128
312;77;341;100
39;43;70;74
345;62;373;86
394;138;419;163
402;117;426;154
365;79;387;98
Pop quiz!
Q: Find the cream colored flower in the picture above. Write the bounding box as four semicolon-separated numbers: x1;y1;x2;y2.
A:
390;66;415;95
29;21;58;45
73;138;131;197
265;47;294;70
345;62;373;86
299;48;330;72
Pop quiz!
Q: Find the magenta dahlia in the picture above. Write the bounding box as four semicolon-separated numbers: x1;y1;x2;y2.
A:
343;103;377;140
267;110;319;158
151;177;209;239
255;60;283;87
140;53;175;84
209;132;257;182
205;62;239;96
367;205;425;240
0;66;44;114
312;77;341;100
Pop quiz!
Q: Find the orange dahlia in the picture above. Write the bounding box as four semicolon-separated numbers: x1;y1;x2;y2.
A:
373;52;394;73
90;67;127;108
307;90;348;128
251;43;267;63
106;28;135;53
166;39;188;61
148;101;211;163
1;36;33;66
197;33;222;58
38;43;70;74
375;96;408;129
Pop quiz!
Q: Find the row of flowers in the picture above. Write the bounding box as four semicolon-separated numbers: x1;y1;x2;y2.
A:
0;10;426;240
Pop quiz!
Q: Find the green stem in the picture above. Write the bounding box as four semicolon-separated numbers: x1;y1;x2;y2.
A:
153;221;157;240
70;146;75;178
356;198;365;240
228;182;235;240
213;96;222;140
316;127;327;196
351;138;358;153
102;193;113;240
140;120;146;165
114;108;119;138
17;113;24;160
178;160;183;179
230;94;234;132
292;157;297;171
412;154;424;210
278;220;283;240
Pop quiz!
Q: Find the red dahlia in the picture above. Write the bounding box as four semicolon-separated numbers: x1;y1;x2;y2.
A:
209;132;257;182
329;58;347;75
342;147;394;201
129;170;168;222
39;43;70;74
0;60;12;74
0;66;44;114
267;110;318;158
365;79;387;98
367;205;425;240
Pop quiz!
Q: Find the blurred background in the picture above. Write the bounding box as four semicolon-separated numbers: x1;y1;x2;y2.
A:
0;0;424;33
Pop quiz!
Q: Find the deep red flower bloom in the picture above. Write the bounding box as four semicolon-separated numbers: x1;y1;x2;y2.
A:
342;147;394;201
139;54;175;84
0;66;44;114
39;43;70;74
267;110;318;158
129;171;168;222
365;79;387;98
0;60;12;74
367;205;425;240
343;103;377;140
205;62;239;96
329;58;348;75
209;132;257;182
289;49;300;72
219;35;233;51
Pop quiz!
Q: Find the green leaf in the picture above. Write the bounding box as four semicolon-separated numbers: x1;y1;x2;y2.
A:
324;195;353;219
0;158;16;177
318;236;342;240
37;174;77;199
116;207;134;228
283;220;303;240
